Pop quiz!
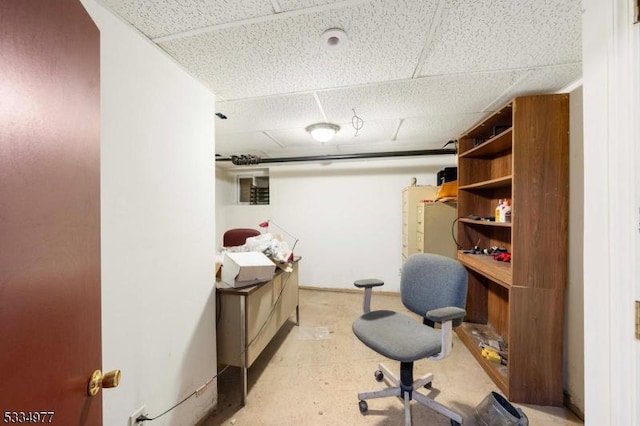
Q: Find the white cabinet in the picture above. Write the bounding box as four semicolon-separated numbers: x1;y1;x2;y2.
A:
416;202;458;259
402;185;438;262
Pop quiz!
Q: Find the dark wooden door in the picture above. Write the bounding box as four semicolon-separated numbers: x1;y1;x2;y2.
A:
0;1;102;424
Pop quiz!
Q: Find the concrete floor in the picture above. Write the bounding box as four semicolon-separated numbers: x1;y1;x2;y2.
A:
202;288;583;425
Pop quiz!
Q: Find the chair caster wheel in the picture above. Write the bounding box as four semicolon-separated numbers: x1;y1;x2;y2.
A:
359;400;368;413
374;370;384;382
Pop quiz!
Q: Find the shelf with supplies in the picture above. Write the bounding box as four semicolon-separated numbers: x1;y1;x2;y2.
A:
456;251;512;288
455;94;569;406
459;218;512;228
456;322;508;392
459;127;513;159
462;102;513;145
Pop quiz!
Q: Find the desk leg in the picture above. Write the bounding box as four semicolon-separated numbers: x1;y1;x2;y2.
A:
240;296;247;406
296;305;300;326
241;366;247;407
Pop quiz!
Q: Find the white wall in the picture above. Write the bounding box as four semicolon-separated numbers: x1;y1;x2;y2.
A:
81;1;217;425
564;85;584;416
216;156;456;293
215;166;235;249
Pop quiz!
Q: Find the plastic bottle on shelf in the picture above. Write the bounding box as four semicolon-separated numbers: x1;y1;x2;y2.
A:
503;199;512;223
495;199;503;222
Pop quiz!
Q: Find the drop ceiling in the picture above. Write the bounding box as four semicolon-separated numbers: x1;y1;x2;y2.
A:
100;0;582;160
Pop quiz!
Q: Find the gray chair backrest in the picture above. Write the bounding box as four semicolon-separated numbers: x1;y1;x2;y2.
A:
400;253;468;317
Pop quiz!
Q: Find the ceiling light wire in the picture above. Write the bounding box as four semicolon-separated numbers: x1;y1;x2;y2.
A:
351;108;364;137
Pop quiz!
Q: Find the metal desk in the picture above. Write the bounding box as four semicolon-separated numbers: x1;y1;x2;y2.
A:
216;259;300;405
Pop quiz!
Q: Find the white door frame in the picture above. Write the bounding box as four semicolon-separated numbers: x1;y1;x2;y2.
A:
582;0;639;424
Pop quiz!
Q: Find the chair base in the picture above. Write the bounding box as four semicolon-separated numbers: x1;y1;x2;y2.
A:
358;363;463;425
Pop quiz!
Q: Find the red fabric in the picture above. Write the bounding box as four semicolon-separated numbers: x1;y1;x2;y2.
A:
223;228;261;247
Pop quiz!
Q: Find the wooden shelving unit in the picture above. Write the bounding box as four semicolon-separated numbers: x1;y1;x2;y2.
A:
455;94;569;406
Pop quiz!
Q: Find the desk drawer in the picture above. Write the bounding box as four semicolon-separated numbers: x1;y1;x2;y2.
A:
246;266;299;366
216;261;300;371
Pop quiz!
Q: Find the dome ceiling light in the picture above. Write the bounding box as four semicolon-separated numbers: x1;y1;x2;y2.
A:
305;122;341;142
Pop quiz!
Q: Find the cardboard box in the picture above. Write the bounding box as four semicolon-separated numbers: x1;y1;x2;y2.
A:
214;262;222;280
221;252;275;288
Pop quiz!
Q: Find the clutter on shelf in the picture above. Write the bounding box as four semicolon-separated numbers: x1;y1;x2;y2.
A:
468;325;508;368
221;232;294;272
494;198;512;223
246;233;293;268
435;179;458;202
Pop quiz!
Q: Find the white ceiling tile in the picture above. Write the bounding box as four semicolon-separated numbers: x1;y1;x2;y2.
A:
102;0;275;39
484;63;582;110
278;0;347;11
396;113;488;143
215;131;283;156
159;0;439;99
419;0;582;76
317;70;527;123
335;139;446;153
216;93;322;133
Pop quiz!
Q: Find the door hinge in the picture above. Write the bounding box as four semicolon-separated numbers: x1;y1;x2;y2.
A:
636;301;640;340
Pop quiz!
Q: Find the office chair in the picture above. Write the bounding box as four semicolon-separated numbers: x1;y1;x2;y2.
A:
222;228;261;247
352;253;468;425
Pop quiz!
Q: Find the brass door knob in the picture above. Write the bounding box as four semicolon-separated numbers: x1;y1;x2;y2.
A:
87;369;121;396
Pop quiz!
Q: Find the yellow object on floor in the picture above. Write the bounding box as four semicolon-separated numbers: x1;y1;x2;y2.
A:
481;347;502;363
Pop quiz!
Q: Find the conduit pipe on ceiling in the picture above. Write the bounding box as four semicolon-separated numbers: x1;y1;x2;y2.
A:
216;148;458;165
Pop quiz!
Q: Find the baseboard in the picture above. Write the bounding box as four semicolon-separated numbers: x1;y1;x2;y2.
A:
299;285;399;297
563;390;585;421
195;405;218;426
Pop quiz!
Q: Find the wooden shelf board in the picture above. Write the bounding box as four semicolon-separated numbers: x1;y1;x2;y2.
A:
460;103;513;140
459;128;512;159
456;322;508;394
458;175;512;190
457;251;512;288
459;218;512;228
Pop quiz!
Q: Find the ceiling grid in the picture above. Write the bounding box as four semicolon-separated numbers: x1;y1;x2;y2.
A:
101;0;582;160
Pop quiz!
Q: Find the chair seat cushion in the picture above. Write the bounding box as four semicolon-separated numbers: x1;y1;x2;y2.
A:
352;310;442;362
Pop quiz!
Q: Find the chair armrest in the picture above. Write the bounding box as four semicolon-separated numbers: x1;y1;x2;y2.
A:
354;279;384;289
426;307;466;361
426;307;466;323
354;279;384;314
